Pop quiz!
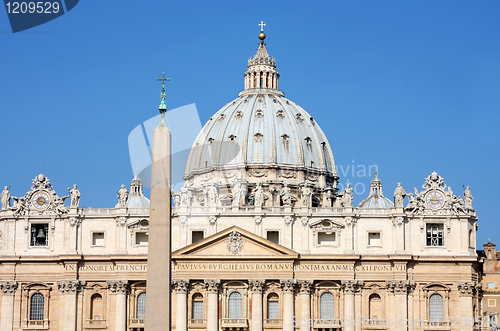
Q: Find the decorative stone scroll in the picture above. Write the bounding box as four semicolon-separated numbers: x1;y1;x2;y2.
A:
249;279;265;294
204;279;220;293
280;279;297;294
386;280;415;294
172;279;190;294
107;280;129;294
58;280;84;294
341;280;363;294
0;281;18;294
297;280;313;294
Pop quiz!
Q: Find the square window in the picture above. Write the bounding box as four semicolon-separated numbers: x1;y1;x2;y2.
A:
368;232;381;246
92;232;105;246
192;231;204;244
426;224;444;247
487;282;498;289
30;224;49;247
267;231;279;244
135;232;148;246
318;232;336;245
489;299;496;307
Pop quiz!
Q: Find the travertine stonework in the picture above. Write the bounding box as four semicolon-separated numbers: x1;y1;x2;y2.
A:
0;29;482;331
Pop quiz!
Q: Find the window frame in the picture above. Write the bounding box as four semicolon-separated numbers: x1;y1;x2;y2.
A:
426;223;444;247
367;231;382;247
30;223;49;248
91;231;106;247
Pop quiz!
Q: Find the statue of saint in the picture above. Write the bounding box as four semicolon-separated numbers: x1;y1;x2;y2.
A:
280;184;296;206
464;186;473;210
300;186;313;207
207;184;219;206
117;184;128;207
1;186;10;210
343;184;353;207
252;184;267;207
231;178;247;206
393;183;406;208
69;184;81;208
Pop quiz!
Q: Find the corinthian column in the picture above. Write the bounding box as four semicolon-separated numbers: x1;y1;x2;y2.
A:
58;280;84;331
298;280;313;331
205;279;220;331
249;280;265;331
387;280;414;331
0;281;18;331
341;280;363;331
280;279;296;331
457;282;476;331
173;279;189;331
107;280;129;331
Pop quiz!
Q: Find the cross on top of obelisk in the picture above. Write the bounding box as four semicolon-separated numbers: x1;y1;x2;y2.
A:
156;72;171;116
259;21;266;32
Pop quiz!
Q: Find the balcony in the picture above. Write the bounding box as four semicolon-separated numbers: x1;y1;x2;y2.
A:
189;319;206;329
264;319;282;329
129;318;145;328
221;318;249;330
422;320;450;330
23;320;49;329
84;319;107;329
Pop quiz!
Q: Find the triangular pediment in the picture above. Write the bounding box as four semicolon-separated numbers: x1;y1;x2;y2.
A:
173;226;299;258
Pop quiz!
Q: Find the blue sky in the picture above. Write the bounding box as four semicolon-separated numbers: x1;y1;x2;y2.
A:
1;1;499;247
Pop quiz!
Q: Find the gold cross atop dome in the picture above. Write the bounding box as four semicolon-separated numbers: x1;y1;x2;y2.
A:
258;21;266;40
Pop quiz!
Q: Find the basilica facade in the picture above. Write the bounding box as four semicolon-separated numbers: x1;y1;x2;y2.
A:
0;30;482;331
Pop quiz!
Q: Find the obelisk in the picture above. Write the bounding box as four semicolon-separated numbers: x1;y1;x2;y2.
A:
145;73;172;331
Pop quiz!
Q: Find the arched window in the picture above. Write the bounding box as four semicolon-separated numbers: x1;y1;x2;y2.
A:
90;293;103;320
320;292;334;320
469;229;474;247
137;292;146;319
429;294;443;322
369;293;382;320
192;293;204;320
228;291;242;318
267;293;279;320
30;293;44;321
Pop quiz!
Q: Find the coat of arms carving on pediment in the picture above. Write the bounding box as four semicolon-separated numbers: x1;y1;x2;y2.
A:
226;230;244;254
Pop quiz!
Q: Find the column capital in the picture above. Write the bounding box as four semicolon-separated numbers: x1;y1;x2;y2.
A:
107;280;129;294
386;280;415;294
341;280;363;294
204;279;220;293
249;279;265;293
297;280;313;294
0;281;18;295
58;280;85;294
457;281;478;297
172;279;190;294
280;279;297;294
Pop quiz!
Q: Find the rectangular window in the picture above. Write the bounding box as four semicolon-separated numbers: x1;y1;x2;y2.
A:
92;232;105;246
487;282;498;289
368;232;381;246
267;231;279;244
30;224;48;247
192;231;204;244
426;224;444;247
318;232;336;245
193;301;204;319
267;301;279;319
135;232;148;246
489;299;497;307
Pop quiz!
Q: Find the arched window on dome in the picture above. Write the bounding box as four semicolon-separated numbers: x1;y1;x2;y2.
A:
30;293;44;321
136;292;146;320
320;292;334;320
429;293;443;322
228;291;243;318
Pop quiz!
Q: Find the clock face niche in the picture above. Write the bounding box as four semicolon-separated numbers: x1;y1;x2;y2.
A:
425;190;444;209
31;191;50;210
